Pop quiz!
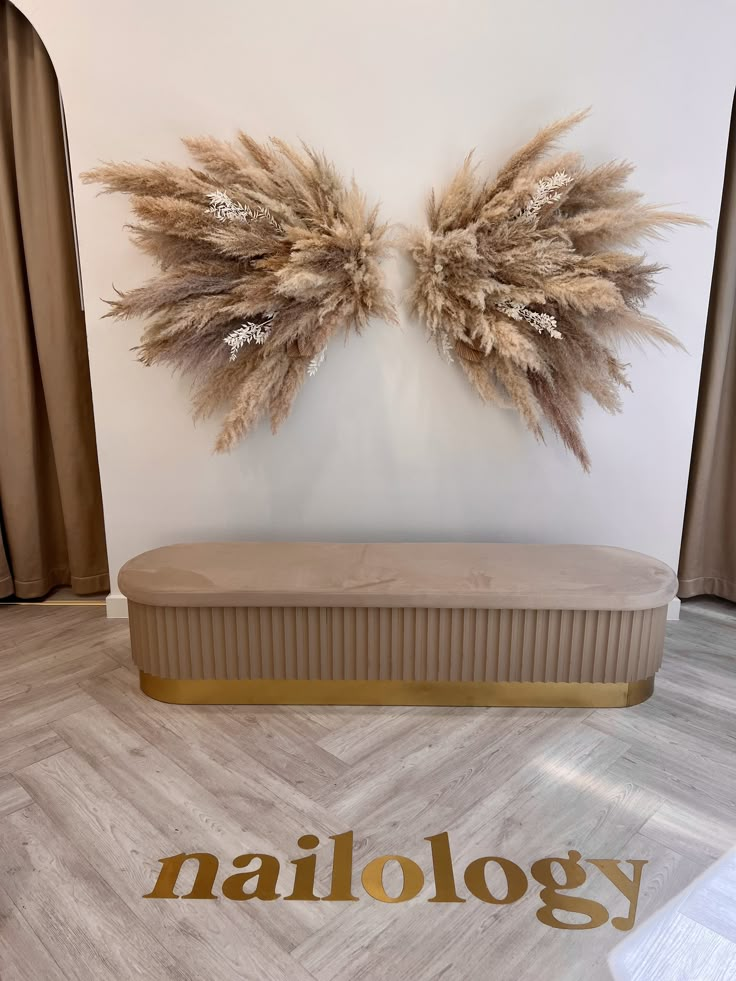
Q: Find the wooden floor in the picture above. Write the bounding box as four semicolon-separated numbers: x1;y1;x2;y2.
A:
0;598;734;980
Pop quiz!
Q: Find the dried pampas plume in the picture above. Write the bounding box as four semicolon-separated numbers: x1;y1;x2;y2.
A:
83;135;396;451
405;110;703;470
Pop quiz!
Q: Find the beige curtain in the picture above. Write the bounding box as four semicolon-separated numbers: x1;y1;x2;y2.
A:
0;1;108;598
678;93;736;602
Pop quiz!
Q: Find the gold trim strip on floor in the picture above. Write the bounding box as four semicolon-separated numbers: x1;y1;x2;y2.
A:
0;600;107;607
139;673;654;708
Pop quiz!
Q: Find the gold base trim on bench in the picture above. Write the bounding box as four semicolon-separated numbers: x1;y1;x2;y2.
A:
139;672;654;708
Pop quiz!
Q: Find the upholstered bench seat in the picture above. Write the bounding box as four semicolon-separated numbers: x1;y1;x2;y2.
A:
119;542;677;707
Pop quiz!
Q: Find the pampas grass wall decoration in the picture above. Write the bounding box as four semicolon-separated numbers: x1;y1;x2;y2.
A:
86;114;699;468
83;136;396;451
405;110;703;470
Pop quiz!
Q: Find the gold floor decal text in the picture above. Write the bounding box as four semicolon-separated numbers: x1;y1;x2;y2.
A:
144;831;646;931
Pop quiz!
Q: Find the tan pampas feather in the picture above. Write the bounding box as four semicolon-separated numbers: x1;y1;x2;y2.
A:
406;110;703;470
83;136;396;451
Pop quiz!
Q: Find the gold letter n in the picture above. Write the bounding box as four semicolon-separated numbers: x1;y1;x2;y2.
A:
144;852;219;899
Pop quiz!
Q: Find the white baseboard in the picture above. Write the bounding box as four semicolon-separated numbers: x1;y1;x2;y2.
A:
105;593;681;621
106;593;129;618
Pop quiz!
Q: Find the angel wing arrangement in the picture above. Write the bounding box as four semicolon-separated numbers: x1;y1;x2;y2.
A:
83;136;395;451
405;110;701;470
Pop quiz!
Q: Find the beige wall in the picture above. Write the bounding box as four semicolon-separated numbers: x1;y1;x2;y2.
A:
14;0;736;614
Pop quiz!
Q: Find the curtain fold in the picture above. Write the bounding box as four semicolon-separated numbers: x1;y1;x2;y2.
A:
678;93;736;602
0;1;108;598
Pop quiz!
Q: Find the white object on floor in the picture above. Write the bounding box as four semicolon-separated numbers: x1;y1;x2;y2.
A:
609;847;736;980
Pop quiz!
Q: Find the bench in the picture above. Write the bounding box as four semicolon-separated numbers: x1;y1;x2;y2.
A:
118;542;677;707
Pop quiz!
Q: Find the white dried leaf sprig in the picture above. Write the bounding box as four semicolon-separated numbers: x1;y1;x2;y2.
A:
440;334;455;364
517;171;573;222
497;301;563;339
492;173;572;338
213;193;322;370
307;350;326;376
207;191;282;231
224;315;274;360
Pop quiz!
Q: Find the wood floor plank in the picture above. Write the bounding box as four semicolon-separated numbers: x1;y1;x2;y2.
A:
607;738;736;817
225;711;351;799
0;883;68;981
0;774;32;817
0;646;118;692
639;800;736;866
324;710;596;832
0;605;105;648
15;749;323;981
222;700;356;739
0;634;19;656
315;703;487;764
0;684;96;740
0;725;68;776
584;685;736;756
0;804;198;981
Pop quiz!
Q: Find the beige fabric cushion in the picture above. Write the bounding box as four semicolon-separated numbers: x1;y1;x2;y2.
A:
119;542;677;611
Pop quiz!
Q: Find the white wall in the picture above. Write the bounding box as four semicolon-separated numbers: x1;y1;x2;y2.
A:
16;0;736;616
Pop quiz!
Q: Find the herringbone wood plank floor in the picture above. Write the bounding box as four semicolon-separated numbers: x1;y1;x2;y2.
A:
0;599;734;980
